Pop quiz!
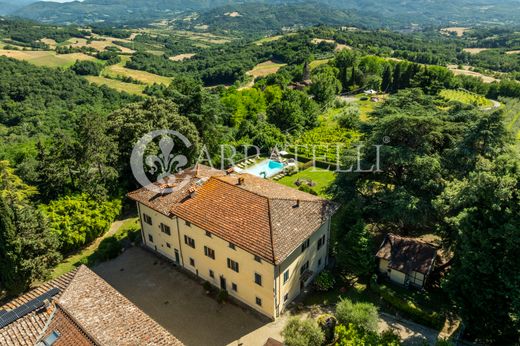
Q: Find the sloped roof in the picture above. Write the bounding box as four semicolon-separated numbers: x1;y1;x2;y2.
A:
129;169;338;264
0;268;80;346
376;233;437;274
0;266;183;346
57;265;183;346
127;164;226;215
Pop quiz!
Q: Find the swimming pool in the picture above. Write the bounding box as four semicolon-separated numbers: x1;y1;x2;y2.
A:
243;159;284;178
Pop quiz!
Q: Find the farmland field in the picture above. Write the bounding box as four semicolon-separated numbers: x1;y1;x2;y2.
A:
0;50;97;68
62;37;135;53
447;65;499;83
247;60;286;78
104;57;172;85
463;48;489;55
310;58;331;70
440;89;493;107
85;76;145;95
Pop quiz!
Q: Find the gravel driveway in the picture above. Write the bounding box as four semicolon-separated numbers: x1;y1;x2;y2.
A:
93;247;266;346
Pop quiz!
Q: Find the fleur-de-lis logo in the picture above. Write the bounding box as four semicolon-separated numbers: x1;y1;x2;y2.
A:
131;130;192;193
145;136;188;182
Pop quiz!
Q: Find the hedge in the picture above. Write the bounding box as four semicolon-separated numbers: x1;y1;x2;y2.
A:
371;284;444;329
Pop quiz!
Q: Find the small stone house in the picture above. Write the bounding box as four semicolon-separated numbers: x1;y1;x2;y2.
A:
376;233;437;288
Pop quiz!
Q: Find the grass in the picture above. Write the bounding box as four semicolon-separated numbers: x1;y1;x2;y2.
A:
304;276;448;329
310;58;331;70
85;75;145;95
62;36;134;53
278;168;336;198
439;89;493;107
247;60;286;78
104;56;172;85
0;50;97;68
50;217;139;280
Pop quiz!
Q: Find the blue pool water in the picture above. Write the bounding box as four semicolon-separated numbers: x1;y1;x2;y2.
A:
244;159;284;178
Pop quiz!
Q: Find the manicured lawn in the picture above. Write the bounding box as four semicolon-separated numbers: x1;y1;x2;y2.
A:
277;168;336;198
50;217;139;279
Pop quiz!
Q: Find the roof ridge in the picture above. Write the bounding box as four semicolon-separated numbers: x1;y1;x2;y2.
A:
211;176;271;201
213;175;325;202
266;198;277;264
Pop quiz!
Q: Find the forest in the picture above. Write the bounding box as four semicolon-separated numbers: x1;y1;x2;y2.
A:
0;14;519;345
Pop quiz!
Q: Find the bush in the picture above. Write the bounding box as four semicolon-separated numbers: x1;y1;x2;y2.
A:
335;299;379;332
217;289;228;303
42;195;121;254
336;106;361;129
203;281;212;292
298;184;318;196
96;237;122;261
71;60;103;76
371;284;443;329
314;271;335;291
282;317;325;346
317;314;336;344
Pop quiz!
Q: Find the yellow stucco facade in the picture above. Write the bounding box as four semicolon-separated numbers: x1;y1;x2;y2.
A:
137;202;331;319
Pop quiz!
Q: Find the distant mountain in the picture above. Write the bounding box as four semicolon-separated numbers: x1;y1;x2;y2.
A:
0;0;37;15
182;2;386;33
14;0;280;24
11;0;520;27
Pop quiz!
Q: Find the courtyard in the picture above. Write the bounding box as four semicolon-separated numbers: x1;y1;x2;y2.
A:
93;247;267;346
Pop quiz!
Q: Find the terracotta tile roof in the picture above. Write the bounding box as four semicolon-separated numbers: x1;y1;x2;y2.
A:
127;164;226;215
39;305;97;346
58;265;183;346
1;266;183;346
376;233;438;274
0;268;80;346
129;169;338;264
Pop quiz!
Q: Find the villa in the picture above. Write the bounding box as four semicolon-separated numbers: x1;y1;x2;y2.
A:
128;164;338;319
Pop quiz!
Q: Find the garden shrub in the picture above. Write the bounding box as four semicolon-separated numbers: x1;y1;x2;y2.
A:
217;289;228;303
371;284;443;329
42;195;122;254
282;317;325;346
317;314;336;344
96;236;122;261
335;298;379;332
298;184;318;195
314;271;336;291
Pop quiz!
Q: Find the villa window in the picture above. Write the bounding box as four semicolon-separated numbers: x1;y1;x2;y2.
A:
148;234;154;243
227;258;239;273
209;270;214;278
283;270;289;284
301;239;310;252
300;261;309;276
204;246;215;260
229;242;236;250
143;213;153;225
317;235;326;250
255;273;262;286
160;223;171;235
205;231;212;238
166;242;171;249
184;235;195;248
189;258;195;266
318;258;322;266
254;255;262;263
232;283;238;292
185;221;191;227
256;297;262;306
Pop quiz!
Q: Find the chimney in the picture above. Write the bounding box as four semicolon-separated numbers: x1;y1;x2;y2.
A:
293;199;300;208
238;177;245;186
